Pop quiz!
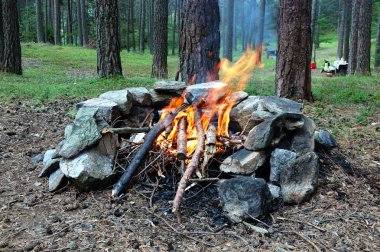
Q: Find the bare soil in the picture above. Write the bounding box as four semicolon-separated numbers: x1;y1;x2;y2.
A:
0;100;379;252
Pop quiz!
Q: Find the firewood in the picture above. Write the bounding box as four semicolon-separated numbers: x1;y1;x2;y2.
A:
112;103;190;197
201;123;217;176
102;127;150;135
176;117;187;160
172;107;205;222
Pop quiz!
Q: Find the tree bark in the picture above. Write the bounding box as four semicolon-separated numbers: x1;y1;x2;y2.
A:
80;0;88;46
149;0;154;54
151;0;168;78
36;0;44;43
76;0;83;46
257;0;266;48
139;0;146;53
53;0;61;45
314;1;321;49
348;0;360;75
343;0;351;61
131;0;136;51
337;0;344;58
45;0;48;42
355;0;372;75
311;0;318;61
275;0;312;101
224;0;234;61
0;1;4;70
178;0;220;84
375;10;380;68
95;0;123;77
126;0;130;51
3;0;22;75
66;0;73;44
171;0;178;55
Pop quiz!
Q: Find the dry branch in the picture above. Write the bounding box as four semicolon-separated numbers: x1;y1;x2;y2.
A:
201;123;217;176
172;107;205;222
112;103;190;197
176;117;187;160
103;127;150;135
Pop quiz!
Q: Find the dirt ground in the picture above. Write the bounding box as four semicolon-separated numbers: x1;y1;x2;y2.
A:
0;100;379;252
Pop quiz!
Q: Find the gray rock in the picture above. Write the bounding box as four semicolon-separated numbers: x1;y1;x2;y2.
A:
76;98;120;124
127;87;152;106
270;149;297;183
154;80;187;94
125;106;154;128
48;169;67;192
39;149;61;177
219;177;273;223
225;91;249;106
251;110;274;123
220;149;266;175
291;116;315;154
268;183;281;199
230;96;262;131
64;124;73;139
183;81;228;104
59;107;106;159
280;152;319;204
314;129;338;149
31;154;44;165
258;96;303;114
99;89;133;114
284;117;305;130
149;89;177;108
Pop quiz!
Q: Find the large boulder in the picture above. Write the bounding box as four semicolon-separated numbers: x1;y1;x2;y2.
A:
39;149;60;178
280;152;319;204
314;129;338;149
154;80;187;94
218;177;273;223
269;149;297;184
127;87;152;106
76;98;119;124
99;89;133;114
220;149;266;175
291;116;315;154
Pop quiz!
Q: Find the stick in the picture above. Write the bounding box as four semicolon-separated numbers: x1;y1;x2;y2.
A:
102;127;150;135
112;103;189;197
172;107;205;222
176;117;187;160
201;123;217;176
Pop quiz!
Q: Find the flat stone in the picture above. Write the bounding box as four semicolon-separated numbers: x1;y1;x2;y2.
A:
314;129;338;149
230;96;262;132
258;96;303;114
76;98;120;124
225;91;249;106
99;89;133;114
149;89;178;108
280;152;319;204
291;116;315;154
154;80;187;94
48;169;67;192
39;149;60;178
270;149;297;184
127;87;152;106
218;177;273;223
59;107;106;159
220;149;266;175
251;110;273;123
183;81;228;105
64;124;73;139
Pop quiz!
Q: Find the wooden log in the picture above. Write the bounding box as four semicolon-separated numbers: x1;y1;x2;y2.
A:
201;123;217;176
172;107;205;222
102;127;150;135
112;103;189;197
176;117;187;160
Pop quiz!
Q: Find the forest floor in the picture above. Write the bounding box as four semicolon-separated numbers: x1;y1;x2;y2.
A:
0;43;379;251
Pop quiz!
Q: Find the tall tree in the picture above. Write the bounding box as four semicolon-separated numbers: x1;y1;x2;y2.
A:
80;0;88;46
131;0;136;51
257;0;266;48
77;0;83;46
355;0;372;75
3;0;22;75
66;0;73;44
375;10;380;68
126;0;130;51
337;0;345;58
224;0;234;61
0;1;4;70
348;0;360;74
343;0;352;61
36;0;45;43
95;0;123;77
275;0;312;101
151;0;168;78
139;0;145;52
177;0;220;84
171;0;178;55
53;0;61;45
148;0;154;54
311;0;319;61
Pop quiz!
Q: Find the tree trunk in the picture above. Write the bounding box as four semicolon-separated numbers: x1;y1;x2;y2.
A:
77;0;83;46
348;0;360;75
131;0;136;51
66;0;73;44
0;1;4;70
314;1;321;49
241;1;246;51
3;0;22;75
355;0;372;75
343;0;351;61
95;0;123;77
149;0;154;54
257;0;265;48
53;0;61;45
45;0;48;42
139;0;145;52
375;10;380;68
126;0;130;51
224;0;234;61
171;0;178;55
178;0;220;84
337;0;344;58
36;0;44;43
275;0;312;101
80;0;88;46
151;0;168;78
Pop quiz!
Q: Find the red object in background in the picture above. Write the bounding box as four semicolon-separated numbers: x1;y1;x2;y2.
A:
311;62;316;69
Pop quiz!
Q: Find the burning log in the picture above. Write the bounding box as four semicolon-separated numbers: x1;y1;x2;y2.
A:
172;107;205;222
201;123;217;176
176;117;187;161
112;103;190;197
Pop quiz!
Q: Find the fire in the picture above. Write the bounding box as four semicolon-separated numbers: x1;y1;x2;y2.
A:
156;46;263;158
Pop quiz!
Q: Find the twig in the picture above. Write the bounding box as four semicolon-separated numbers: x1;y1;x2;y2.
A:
277;217;326;232
103;127;150;135
149;178;160;209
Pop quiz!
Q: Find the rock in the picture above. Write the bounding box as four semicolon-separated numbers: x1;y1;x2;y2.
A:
251;110;273;123
48;169;67;192
218;177;273;223
127;87;152;106
230;96;262;131
31;154;44;165
280;152;319;204
154;80;187;94
39;149;61;177
244;113;303;151
314;129;338;149
270;149;297;184
99;89;133;114
64;124;73;139
183;81;228;104
125;106;154;128
225;91;249;106
220;149;266;175
268;183;281;199
76;98;120;124
291;116;315;154
149;89;177;108
284;117;305;130
258;96;303;114
59;108;106;159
